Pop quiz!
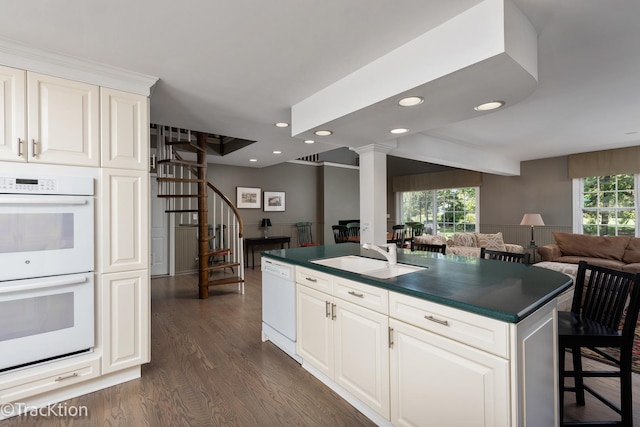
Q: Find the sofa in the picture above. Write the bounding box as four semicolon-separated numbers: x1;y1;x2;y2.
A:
413;232;524;257
535;232;640;309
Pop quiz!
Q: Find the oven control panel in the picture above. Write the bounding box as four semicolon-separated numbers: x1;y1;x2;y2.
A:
0;175;93;195
0;177;57;193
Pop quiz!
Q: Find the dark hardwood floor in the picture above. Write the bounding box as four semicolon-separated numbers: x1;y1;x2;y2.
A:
2;267;638;426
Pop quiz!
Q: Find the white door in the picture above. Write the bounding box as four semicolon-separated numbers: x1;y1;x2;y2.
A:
150;174;169;276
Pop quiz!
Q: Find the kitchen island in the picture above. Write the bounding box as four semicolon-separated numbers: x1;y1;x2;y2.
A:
261;243;572;427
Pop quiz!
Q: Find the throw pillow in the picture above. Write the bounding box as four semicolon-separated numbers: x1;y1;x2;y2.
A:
475;232;507;251
452;232;477;247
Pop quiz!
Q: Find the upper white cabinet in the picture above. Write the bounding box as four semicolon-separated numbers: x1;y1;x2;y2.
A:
100;87;149;170
0;66;100;166
0;65;26;162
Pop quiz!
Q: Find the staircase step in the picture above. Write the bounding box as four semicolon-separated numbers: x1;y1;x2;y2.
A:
157;159;205;167
203;248;231;257
164;209;199;213
165;140;206;153
157;194;202;198
157;177;203;183
203;277;245;287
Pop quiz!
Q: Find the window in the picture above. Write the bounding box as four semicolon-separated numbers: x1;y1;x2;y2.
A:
574;174;638;236
399;187;478;238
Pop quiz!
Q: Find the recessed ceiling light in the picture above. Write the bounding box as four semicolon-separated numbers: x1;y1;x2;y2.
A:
390;128;409;134
474;101;505;111
314;130;333;136
274;122;289;128
398;96;424;107
304;139;315;144
249;158;257;162
273;150;282;154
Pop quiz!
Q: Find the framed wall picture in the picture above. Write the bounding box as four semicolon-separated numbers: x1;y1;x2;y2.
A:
264;191;285;212
236;187;261;209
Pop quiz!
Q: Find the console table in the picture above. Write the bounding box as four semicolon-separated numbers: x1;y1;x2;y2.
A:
244;236;291;268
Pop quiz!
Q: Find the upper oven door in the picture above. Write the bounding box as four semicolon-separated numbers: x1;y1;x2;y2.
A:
0;194;94;281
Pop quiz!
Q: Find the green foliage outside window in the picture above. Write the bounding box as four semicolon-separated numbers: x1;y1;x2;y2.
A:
401;187;477;238
581;174;636;236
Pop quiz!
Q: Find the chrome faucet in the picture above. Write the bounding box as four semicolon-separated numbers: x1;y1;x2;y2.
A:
362;243;397;265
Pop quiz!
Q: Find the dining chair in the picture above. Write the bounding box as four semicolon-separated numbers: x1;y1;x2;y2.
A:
346;222;360;242
479;247;530;264
558;260;640;426
295;222;320;247
412;243;446;254
332;225;349;244
389;224;406;248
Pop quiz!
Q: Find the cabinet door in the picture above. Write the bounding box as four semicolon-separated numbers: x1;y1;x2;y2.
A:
0;65;26;162
334;299;390;419
99;169;149;273
27;72;99;166
390;319;510;427
101;269;150;374
296;284;334;378
100;87;149;170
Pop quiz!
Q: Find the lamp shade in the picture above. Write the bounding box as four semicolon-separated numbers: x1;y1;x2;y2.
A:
261;218;272;227
520;213;545;226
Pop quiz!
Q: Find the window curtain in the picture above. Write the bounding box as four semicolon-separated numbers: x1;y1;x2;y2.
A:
392;170;483;192
568;146;640;178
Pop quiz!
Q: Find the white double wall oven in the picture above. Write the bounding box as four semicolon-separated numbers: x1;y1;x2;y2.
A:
0;174;95;372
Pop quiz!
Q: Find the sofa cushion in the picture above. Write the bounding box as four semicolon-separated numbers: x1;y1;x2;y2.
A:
475;232;507;251
452;232;477;247
622;263;640;274
622;238;640;263
553;232;629;261
414;234;448;245
555;255;626;270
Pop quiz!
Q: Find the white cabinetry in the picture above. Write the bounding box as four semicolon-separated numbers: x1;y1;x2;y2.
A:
100;87;149;170
101;269;150;374
296;267;390;419
99;169;149;273
0;66;100;166
293;264;559;427
0;65;25;162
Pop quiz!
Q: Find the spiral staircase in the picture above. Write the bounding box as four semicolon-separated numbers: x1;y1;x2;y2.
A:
153;125;245;299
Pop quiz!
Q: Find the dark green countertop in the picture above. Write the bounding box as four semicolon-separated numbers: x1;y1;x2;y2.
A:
261;243;573;323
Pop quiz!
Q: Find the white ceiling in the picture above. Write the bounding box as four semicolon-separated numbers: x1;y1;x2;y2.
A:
0;0;639;175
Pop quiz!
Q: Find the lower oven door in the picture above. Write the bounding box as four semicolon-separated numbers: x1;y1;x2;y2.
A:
0;273;94;372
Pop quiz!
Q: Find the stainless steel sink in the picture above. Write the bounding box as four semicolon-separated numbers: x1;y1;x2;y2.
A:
311;255;425;278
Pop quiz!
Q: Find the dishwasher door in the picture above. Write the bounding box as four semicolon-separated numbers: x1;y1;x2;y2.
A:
262;258;296;342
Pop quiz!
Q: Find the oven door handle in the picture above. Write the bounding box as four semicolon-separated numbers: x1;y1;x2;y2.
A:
0;275;88;294
0;197;89;206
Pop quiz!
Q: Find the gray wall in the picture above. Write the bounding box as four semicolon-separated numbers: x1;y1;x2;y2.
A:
321;165;360;243
207;162;321;242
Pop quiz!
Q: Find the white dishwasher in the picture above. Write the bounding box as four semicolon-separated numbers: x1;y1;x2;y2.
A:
261;257;302;363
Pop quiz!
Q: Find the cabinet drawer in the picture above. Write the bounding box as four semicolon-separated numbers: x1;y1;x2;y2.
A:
296;266;332;293
389;292;509;358
0;357;101;403
333;277;389;315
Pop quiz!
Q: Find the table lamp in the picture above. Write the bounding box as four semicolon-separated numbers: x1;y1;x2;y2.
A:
520;213;545;247
261;218;272;238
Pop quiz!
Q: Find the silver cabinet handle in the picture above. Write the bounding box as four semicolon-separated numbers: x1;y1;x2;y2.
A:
425;315;449;326
17;138;23;157
331;303;336;320
348;291;364;298
325;301;331;318
389;327;394;348
305;277;317;282
55;373;79;382
31;139;38;158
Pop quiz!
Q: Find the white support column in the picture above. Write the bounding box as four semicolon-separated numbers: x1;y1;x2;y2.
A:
352;144;394;246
